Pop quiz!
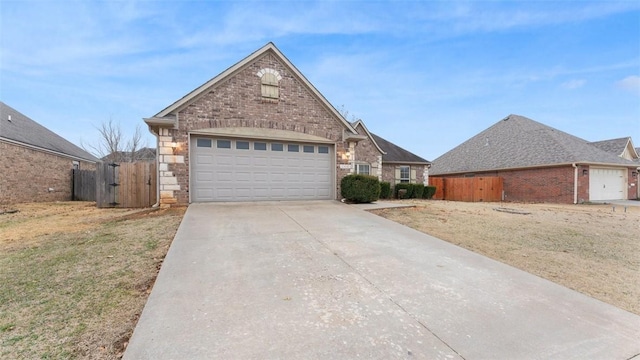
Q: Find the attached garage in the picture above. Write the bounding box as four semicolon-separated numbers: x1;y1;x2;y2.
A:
190;136;334;202
589;168;626;201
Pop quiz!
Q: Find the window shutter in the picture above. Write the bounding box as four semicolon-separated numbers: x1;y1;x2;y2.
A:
395;167;401;183
410;169;417;182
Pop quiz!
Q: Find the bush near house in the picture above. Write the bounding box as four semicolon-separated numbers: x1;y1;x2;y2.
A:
394;183;432;199
341;175;381;203
423;186;436;199
380;182;392;199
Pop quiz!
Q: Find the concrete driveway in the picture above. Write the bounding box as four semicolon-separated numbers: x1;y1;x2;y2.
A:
124;201;640;359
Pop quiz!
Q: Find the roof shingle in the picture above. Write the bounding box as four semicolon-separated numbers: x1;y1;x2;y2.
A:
370;133;430;164
430;114;636;175
0;102;98;162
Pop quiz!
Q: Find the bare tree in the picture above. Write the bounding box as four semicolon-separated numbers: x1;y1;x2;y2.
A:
337;104;359;123
82;118;146;163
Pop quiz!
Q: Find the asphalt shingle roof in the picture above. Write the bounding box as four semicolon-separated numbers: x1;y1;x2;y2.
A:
430;114;636;175
589;137;631;156
0;101;98;162
370;133;430;164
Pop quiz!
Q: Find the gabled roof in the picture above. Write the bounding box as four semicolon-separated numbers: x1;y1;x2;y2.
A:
351;120;386;155
370;132;430;164
430;114;637;175
0;101;98;162
589;137;638;160
148;42;359;136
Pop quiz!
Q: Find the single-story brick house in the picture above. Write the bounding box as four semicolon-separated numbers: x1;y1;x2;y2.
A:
143;42;430;206
0;101;98;204
429;114;639;203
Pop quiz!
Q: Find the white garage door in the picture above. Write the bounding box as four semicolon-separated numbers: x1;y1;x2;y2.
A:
589;168;625;201
191;137;334;202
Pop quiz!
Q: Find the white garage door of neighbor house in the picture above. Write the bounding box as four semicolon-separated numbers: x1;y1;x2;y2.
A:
191;137;334;202
589;168;625;201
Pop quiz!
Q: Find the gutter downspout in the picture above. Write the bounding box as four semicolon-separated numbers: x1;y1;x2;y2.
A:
572;163;578;204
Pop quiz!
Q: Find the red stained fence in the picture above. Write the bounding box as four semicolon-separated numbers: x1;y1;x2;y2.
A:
430;177;503;202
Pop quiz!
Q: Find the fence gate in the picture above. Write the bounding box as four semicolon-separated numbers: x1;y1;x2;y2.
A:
96;162;157;208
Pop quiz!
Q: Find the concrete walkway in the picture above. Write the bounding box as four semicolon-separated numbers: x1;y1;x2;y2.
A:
124;201;640;359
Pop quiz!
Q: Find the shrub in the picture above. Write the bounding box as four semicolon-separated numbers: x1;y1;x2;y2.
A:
394;183;430;199
340;174;381;203
380;182;391;199
424;185;436;199
413;184;425;199
394;183;412;199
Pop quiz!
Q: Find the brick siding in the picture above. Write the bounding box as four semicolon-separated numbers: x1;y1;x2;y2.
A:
431;164;637;203
167;52;360;205
353;127;382;178
499;166;576;203
381;163;428;186
1;141;95;205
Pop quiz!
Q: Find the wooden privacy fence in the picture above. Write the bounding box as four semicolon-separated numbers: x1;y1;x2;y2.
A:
430;177;503;202
72;169;96;201
96;162;157;208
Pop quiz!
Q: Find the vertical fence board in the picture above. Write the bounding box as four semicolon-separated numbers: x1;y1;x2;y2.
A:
72;169;97;201
430;178;445;200
96;162;156;208
429;177;502;202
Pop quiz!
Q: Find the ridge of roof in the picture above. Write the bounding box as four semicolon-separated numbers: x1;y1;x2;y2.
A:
152;42;358;135
370;132;430;164
430;114;636;175
0;101;98;162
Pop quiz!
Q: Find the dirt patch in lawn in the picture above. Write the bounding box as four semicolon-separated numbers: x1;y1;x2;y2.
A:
0;202;185;359
372;200;640;315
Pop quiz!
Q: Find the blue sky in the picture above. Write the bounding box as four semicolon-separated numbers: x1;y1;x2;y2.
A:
1;0;639;160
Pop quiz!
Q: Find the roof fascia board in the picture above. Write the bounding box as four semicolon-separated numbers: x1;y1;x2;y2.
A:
154;42;359;135
144;116;177;128
624;138;639;159
0;137;98;163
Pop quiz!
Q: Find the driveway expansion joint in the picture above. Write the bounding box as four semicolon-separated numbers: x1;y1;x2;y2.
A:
279;206;466;359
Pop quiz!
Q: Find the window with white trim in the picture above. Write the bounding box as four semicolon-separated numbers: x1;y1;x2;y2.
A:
356;164;370;175
400;166;410;183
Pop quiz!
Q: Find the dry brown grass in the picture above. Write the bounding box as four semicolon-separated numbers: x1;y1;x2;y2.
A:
372;200;640;315
0;202;185;359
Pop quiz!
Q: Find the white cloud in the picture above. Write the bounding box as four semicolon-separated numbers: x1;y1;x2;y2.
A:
561;79;586;89
616;75;640;95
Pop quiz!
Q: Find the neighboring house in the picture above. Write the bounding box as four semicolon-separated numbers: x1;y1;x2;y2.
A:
589;137;639;161
0;101;99;204
102;147;156;163
430;114;639;204
143;42;429;206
